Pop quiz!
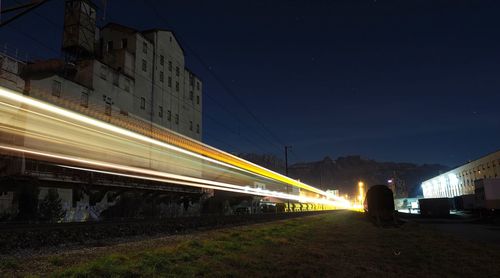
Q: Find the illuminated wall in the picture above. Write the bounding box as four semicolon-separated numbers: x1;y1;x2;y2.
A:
422;150;500;198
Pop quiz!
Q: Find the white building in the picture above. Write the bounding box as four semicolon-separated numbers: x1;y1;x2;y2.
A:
0;51;25;92
14;0;202;142
99;23;202;140
422;150;500;198
0;0;206;220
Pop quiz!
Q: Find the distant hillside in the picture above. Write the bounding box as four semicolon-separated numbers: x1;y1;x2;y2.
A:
238;153;448;197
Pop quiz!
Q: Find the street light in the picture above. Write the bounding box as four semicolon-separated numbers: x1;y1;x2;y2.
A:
358;181;364;204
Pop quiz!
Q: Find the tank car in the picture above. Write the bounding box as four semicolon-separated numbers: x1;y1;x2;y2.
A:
364;184;397;226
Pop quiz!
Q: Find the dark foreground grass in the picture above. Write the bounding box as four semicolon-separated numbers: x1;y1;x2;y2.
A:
2;211;500;277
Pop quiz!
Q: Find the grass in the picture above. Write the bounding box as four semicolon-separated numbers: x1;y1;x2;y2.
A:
0;257;20;270
2;211;500;277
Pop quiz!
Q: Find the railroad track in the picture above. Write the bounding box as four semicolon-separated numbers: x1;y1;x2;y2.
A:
0;210;335;253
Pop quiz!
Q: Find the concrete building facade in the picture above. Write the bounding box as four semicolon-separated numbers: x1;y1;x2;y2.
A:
0;51;25;92
422;150;500;198
100;24;203;139
0;0;205;221
21;24;202;141
1;0;202;142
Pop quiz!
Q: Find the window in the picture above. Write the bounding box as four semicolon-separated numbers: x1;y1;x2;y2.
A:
159;106;163;118
124;78;130;92
107;41;113;52
159;71;164;82
51;80;61;97
196;124;200;134
175;66;179;77
80;91;89;108
143;41;148;54
112;72;119;86
197;81;200;90
140;97;146;110
142;59;147;72
121;38;128;48
189;121;193;131
167;110;171;121
196;95;200;105
175;114;179;124
189;91;194;101
175;81;179;92
100;65;107;80
169;36;172;42
168;61;172;71
168;76;172;87
105;103;111;116
160;55;164;66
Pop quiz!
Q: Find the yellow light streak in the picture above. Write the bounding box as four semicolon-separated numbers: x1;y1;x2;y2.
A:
0;144;348;206
0;85;350;206
0;86;340;200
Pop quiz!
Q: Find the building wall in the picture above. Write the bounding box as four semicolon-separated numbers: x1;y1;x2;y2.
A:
182;69;202;140
0;191;15;214
422;150;500;198
38;187;73;211
92;59;134;114
100;27;202;141
0;52;25;92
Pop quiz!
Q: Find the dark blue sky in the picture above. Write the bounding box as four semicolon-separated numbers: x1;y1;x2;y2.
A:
1;0;499;167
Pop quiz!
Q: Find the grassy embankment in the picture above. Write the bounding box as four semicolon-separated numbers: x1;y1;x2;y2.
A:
1;210;500;277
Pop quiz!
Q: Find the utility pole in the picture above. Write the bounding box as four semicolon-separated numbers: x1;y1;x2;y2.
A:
284;145;292;211
285;145;291;176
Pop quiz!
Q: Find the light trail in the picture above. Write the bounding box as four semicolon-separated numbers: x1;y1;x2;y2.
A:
0;89;254;176
0;85;351;207
0;144;347;207
58;165;346;206
0;86;338;199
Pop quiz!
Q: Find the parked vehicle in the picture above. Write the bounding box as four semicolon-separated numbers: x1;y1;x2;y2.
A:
419;198;450;217
475;179;500;210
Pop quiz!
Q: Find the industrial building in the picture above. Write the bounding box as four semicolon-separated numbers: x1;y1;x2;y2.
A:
25;1;202;141
0;0;205;221
421;150;500;199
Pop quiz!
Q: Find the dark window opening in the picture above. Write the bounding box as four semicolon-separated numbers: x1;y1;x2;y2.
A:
140;97;146;110
105;103;112;116
51;80;61;97
80;91;89;108
107;41;113;52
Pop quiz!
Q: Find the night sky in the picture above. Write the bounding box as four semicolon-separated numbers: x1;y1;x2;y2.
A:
1;0;499;167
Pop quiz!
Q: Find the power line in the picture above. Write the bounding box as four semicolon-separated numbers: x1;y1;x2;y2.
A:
0;0;51;27
143;0;288;149
2;1;289;156
1;17;274;155
92;2;285;154
142;1;314;166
